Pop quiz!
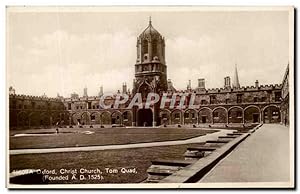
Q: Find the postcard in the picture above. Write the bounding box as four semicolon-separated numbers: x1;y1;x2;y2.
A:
6;6;294;189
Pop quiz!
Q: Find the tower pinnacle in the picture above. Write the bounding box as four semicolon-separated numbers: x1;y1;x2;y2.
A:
232;64;240;88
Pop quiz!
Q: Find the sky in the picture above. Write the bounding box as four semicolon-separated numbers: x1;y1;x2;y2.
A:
7;7;291;97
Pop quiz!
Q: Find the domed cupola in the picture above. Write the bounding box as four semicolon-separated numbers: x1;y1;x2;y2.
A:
136;17;165;64
139;19;162;40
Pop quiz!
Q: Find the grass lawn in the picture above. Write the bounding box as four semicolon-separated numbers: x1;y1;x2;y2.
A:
10;127;217;149
10;143;205;184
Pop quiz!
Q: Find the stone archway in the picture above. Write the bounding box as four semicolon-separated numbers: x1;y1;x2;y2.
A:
137;108;153;126
111;111;122;125
81;112;91;125
100;111;111;125
122;110;133;126
51;112;61;126
40;112;50;127
228;106;243;123
263;105;281;123
29;112;40;127
183;109;197;124
198;107;212;124
171;109;182;125
212;107;228;123
17;111;29;128
160;109;171;125
90;112;101;125
62;112;70;126
72;112;81;125
244;105;261;123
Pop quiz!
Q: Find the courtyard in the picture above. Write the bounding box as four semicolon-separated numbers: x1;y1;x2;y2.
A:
9;122;291;185
10;126;221;184
10;127;217;149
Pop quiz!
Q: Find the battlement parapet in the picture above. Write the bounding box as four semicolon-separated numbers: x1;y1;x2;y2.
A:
259;84;282;90
9;94;63;102
192;83;282;94
10;83;283;102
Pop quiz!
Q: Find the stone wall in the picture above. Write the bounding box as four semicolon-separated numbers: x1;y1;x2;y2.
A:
9;81;287;129
9;94;67;129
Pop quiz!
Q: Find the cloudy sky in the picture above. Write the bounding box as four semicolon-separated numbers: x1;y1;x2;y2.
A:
7;7;291;97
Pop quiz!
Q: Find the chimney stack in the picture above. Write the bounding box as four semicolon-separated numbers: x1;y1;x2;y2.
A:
224;76;231;88
255;80;259;88
198;78;205;89
187;80;192;90
99;86;103;96
122;83;127;94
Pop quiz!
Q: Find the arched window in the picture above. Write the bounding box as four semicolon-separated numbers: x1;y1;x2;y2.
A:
142;39;148;56
152;39;157;58
139;83;151;101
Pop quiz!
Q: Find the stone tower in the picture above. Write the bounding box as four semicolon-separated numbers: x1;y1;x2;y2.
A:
132;18;168;127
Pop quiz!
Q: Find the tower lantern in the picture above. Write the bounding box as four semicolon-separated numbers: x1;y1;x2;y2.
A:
134;18;168;94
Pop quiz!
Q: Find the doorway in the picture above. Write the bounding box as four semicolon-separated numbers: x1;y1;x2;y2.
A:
253;114;259;123
201;116;207;123
137;109;153;126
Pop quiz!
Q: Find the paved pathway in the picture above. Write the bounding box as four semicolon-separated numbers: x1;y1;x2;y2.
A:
10;129;233;155
200;124;292;183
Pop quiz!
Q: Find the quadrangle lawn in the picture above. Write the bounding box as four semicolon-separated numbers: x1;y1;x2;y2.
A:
10;127;217;149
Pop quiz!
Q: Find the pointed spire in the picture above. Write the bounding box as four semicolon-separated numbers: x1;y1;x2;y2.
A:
232;64;240;88
83;86;88;97
149;16;152;25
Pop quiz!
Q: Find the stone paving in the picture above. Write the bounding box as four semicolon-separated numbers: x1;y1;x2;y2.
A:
200;124;292;183
10;129;233;155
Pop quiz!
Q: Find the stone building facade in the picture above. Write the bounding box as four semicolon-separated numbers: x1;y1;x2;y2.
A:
8;20;290;129
9;92;68;129
280;65;289;125
159;83;282;125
